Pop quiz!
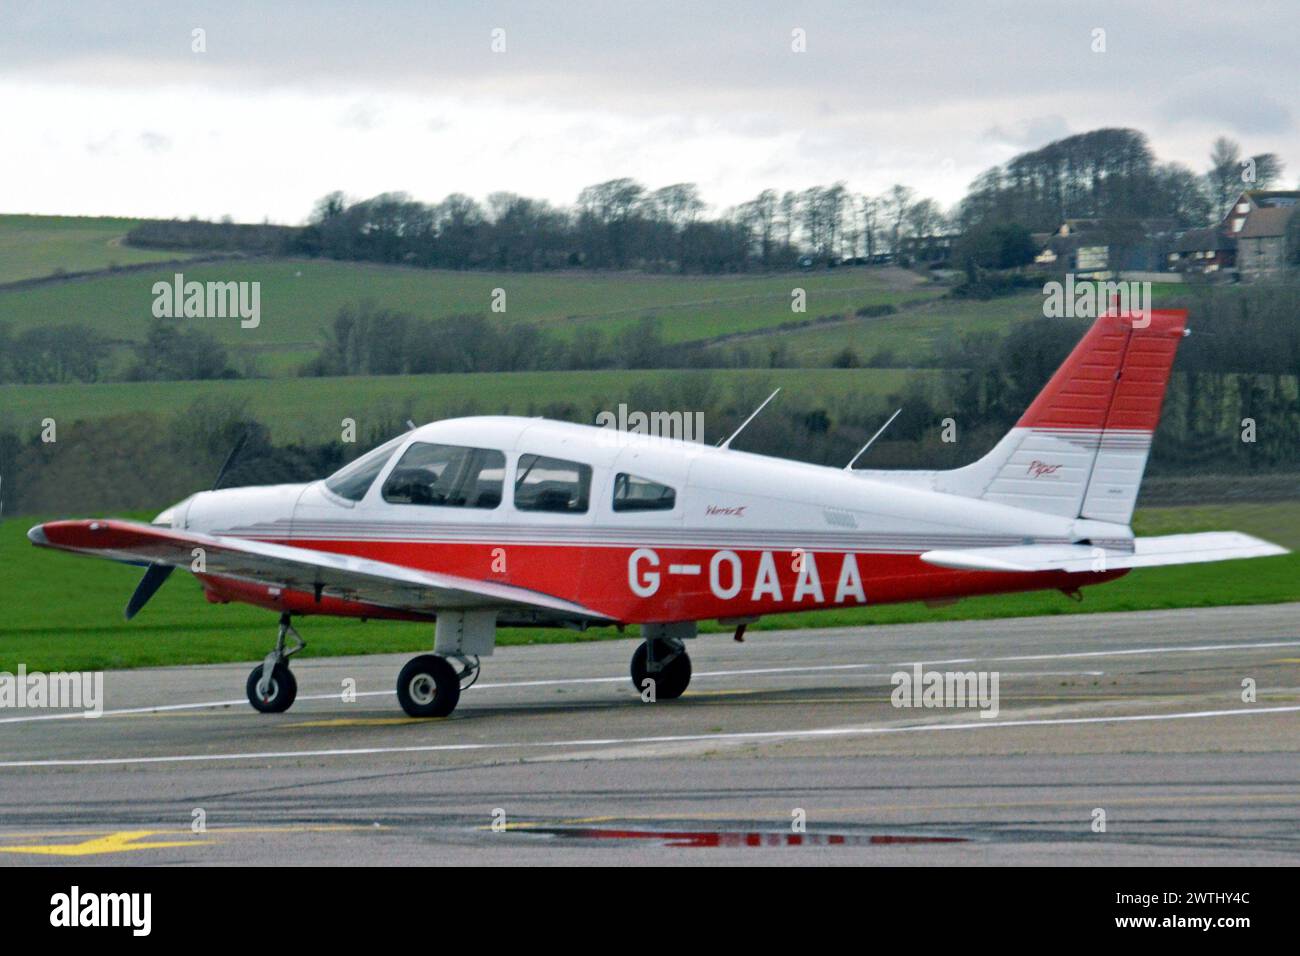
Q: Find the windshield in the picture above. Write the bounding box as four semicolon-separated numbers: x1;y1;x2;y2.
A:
323;435;407;502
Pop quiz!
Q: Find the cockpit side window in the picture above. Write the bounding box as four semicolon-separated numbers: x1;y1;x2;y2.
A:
612;473;676;512
323;435;406;502
382;443;506;508
514;454;591;513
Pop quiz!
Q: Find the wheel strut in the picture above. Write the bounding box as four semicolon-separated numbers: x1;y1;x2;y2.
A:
258;612;306;698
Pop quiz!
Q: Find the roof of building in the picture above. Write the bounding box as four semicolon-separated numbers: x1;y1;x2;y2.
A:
1238;206;1296;239
1245;190;1300;207
1172;227;1233;252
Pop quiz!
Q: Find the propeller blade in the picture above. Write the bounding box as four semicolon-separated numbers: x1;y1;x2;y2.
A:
211;432;249;491
124;563;175;621
124;434;247;622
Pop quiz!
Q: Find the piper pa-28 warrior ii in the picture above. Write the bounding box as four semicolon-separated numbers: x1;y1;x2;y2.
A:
29;308;1287;718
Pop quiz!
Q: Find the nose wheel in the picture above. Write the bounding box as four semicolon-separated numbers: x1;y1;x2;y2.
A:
246;662;297;713
245;612;305;713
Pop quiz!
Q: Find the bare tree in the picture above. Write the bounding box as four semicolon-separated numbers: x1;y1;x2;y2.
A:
884;184;914;254
1206;136;1244;219
860;195;880;259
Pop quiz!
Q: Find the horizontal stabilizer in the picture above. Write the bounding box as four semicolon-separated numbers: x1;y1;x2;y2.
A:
920;532;1287;574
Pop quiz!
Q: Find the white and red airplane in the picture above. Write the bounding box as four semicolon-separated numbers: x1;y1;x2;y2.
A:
28;308;1285;718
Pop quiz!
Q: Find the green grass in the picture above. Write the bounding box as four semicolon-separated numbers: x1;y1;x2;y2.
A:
2;501;1295;673
735;291;1045;365
0;258;942;356
0;256;950;384
0;214;199;285
745;281;1193;366
0;367;926;443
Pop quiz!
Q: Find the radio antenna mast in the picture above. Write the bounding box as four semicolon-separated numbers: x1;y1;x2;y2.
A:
844;407;902;470
719;388;781;449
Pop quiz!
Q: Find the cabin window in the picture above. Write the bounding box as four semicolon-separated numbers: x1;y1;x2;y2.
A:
324;435;406;502
514;454;591;513
382;443;505;508
612;473;676;512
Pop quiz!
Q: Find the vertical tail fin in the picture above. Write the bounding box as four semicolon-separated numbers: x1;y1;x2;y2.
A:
931;309;1187;523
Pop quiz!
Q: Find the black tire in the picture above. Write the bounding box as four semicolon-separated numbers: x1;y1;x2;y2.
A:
630;640;692;700
396;654;461;718
246;662;297;714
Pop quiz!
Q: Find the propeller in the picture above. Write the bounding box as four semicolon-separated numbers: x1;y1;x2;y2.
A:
123;432;248;621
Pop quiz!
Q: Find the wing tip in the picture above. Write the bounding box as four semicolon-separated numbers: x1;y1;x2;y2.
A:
26;524;48;546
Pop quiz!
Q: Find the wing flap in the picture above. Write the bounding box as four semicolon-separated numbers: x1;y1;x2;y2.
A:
920;531;1288;574
28;519;603;619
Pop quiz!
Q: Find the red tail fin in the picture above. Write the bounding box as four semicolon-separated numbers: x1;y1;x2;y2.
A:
914;309;1187;523
1017;310;1187;434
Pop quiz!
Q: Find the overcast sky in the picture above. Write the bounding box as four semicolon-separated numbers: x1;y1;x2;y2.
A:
2;0;1296;223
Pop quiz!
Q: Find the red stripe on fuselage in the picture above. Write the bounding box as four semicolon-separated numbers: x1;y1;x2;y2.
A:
229;537;1126;623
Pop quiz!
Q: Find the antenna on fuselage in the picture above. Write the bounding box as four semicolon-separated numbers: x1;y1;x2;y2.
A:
844;407;902;470
405;419;417;430
718;388;781;449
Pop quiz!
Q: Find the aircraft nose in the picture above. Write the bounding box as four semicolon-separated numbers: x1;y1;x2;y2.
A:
182;483;308;535
151;494;195;528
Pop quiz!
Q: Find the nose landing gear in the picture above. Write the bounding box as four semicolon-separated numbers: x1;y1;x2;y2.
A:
246;612;305;714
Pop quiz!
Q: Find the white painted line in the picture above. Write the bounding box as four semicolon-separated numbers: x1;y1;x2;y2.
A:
0;637;1292;726
667;564;701;575
1;704;1296;769
890;640;1300;668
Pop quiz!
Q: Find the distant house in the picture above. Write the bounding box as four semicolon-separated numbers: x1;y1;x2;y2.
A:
898;232;957;266
1034;218;1174;275
1227;190;1299;278
1167;227;1234;275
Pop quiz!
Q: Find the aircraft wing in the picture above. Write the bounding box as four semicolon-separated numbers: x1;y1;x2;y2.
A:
27;519;606;620
919;532;1288;574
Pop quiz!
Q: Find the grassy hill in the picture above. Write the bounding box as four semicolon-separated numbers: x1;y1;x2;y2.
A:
0;367;927;443
0;255;946;375
0;214;200;284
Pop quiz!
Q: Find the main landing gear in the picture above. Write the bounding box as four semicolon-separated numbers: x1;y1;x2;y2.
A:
630;624;695;700
396;654;480;718
246;612;305;713
395;609;495;718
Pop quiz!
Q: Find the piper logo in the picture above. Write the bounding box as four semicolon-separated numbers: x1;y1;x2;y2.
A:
50;886;151;936
1026;460;1062;478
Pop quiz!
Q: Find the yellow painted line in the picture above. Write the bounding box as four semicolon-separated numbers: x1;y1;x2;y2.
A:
286;717;430;728
474;821;545;831
0;823;382;841
0;830;213;857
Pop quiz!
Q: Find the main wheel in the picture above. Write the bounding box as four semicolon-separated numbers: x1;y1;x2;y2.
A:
396;654;461;718
630;640;692;700
246;662;297;713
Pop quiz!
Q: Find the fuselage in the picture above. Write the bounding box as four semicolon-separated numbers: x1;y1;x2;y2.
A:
165;415;1131;624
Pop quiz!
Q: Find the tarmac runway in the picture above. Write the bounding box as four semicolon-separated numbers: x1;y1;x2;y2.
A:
1;603;1298;865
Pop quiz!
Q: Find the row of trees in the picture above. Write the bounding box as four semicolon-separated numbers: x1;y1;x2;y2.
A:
0;320;236;384
123;129;1290;278
958;129;1287;233
285;179;949;274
